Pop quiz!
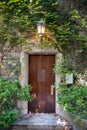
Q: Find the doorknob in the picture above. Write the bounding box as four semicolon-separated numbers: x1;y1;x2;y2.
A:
51;85;54;95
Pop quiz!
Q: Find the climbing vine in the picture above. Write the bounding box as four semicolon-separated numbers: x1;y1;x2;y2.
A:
0;0;87;81
0;0;87;123
0;0;87;52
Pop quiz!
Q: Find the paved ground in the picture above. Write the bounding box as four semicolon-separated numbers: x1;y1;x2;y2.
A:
11;113;73;130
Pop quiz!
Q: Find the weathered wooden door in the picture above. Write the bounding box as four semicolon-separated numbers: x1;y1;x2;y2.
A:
28;55;55;113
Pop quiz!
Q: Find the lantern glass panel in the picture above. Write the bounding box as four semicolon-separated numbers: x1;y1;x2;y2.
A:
42;25;45;34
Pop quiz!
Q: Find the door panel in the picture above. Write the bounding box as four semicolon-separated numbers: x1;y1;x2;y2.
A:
28;55;55;113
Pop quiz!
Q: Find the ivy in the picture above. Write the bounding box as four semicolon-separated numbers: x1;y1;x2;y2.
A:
58;84;87;119
0;0;87;78
0;0;87;52
0;0;87;123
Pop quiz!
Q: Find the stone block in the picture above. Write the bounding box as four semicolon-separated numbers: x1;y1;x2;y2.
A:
17;100;28;109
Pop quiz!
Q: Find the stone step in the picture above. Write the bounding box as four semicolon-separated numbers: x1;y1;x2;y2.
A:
10;125;73;130
10;113;73;130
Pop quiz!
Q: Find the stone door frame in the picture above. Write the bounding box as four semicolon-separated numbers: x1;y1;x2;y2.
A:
18;48;61;115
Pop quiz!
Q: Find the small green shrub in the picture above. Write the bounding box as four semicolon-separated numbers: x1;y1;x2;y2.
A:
0;78;32;129
58;84;87;119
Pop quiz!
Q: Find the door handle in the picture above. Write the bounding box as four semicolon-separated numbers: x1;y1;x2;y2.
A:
51;85;54;95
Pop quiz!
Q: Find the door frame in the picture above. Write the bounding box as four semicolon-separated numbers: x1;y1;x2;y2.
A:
19;51;61;114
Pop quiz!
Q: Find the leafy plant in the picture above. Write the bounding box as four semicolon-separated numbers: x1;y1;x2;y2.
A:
0;78;33;129
58;84;87;119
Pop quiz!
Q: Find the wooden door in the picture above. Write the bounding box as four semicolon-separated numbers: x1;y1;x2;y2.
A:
28;55;55;113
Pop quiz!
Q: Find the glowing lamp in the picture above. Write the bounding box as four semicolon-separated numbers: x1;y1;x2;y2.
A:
37;19;46;36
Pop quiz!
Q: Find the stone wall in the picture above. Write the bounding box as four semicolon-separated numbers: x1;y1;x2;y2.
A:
1;40;87;85
0;42;87;117
0;46;22;80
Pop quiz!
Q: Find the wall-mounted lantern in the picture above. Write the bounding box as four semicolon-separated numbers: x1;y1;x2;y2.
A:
37;19;46;37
